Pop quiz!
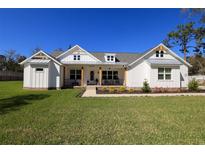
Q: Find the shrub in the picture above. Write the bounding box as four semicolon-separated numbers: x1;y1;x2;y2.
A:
109;87;115;93
188;79;199;91
119;86;126;92
102;87;107;91
142;80;151;93
128;88;134;93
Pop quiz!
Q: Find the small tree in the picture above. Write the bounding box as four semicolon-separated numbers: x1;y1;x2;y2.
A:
142;80;151;93
188;78;199;91
164;22;194;61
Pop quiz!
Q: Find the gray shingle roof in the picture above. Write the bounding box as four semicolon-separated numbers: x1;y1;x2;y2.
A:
90;52;143;64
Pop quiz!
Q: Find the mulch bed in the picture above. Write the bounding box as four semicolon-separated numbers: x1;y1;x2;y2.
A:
96;88;205;94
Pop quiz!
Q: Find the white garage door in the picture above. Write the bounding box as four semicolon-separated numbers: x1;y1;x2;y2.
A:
31;66;48;88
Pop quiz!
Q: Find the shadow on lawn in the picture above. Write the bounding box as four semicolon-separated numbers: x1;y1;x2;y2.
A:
0;94;50;115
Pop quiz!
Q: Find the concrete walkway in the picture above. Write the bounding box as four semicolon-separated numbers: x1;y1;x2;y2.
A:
82;87;205;97
82;86;97;97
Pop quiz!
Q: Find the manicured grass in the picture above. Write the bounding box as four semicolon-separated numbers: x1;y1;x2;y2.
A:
1;81;205;144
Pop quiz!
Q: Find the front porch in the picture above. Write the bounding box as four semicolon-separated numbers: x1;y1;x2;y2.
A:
62;64;127;87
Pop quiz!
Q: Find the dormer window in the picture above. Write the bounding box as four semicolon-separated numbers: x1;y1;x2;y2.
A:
156;50;164;58
160;51;164;57
73;54;80;61
106;54;115;62
156;51;159;57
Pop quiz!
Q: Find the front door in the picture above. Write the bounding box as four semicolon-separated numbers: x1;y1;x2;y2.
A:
90;71;94;81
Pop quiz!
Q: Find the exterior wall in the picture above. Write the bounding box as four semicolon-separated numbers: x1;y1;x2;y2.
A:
23;63;31;88
149;66;180;88
127;61;151;87
64;65;125;86
64;65;83;86
60;50;97;63
148;50;176;60
48;61;61;88
180;64;188;88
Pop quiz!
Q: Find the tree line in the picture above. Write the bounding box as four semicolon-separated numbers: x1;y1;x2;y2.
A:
163;9;205;75
0;46;71;72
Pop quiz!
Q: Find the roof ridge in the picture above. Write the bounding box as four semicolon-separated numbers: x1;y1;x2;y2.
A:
90;51;143;54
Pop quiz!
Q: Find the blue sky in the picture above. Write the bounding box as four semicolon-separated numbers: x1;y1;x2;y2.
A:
0;9;194;57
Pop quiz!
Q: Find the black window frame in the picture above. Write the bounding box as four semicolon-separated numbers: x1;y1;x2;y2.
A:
102;71;118;80
156;51;159;57
36;68;44;72
70;69;81;80
160;51;164;57
73;54;80;61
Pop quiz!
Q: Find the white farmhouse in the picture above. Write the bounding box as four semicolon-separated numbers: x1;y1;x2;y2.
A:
20;43;191;89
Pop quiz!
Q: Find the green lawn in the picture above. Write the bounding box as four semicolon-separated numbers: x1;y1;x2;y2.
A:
1;81;205;144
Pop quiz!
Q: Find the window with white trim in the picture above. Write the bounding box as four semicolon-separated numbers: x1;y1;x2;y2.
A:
73;54;80;60
158;68;171;80
106;55;115;62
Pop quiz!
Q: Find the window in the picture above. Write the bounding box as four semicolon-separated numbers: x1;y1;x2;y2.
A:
102;71;107;80
113;71;118;79
36;68;43;72
102;71;118;80
156;50;164;58
77;55;80;60
160;51;164;57
158;68;171;80
73;55;76;60
70;70;81;80
106;55;115;62
156;51;159;57
107;56;110;61
73;55;80;60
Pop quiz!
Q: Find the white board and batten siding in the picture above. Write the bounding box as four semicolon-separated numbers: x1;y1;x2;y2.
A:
149;66;180;88
126;49;189;88
48;62;61;89
23;61;62;89
127;61;151;87
23;63;31;88
30;65;49;89
59;50;97;63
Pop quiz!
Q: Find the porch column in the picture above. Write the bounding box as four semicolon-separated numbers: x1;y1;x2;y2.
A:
124;68;127;86
99;67;102;86
81;67;84;86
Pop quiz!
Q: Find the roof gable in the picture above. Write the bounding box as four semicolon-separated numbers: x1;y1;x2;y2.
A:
129;43;192;67
20;50;62;66
57;45;101;62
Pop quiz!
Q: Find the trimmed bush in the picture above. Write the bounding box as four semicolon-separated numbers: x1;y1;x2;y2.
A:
102;87;107;91
119;86;126;92
188;79;199;91
128;88;134;93
109;87;115;93
142;80;151;93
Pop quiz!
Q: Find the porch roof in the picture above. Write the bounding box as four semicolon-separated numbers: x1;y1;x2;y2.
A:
146;59;182;66
90;52;143;64
61;61;127;66
28;59;51;64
